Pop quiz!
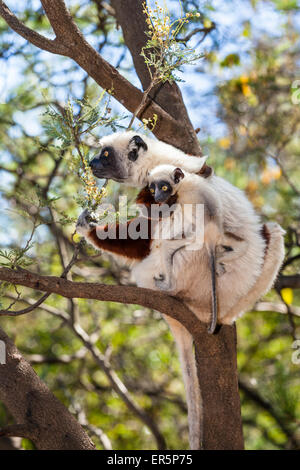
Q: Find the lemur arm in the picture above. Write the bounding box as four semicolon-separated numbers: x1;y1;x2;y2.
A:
76;209;153;260
76;187;157;260
135;186;154;209
154;240;188;291
221;222;285;324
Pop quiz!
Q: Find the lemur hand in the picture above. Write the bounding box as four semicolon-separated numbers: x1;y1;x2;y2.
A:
76;209;98;236
154;273;175;292
216;262;226;276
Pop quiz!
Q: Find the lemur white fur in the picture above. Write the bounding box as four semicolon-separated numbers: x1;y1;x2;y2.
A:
79;131;285;450
134;164;251;334
133;164;267;325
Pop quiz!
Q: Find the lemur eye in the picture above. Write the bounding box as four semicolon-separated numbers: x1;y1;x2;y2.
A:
150;188;155;193
103;151;109;157
162;185;168;191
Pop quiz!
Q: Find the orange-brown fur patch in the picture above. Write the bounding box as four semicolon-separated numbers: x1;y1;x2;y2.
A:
88;218;153;260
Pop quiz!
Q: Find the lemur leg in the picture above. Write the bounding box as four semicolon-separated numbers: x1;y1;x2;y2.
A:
154;237;231;292
163;315;202;450
221;223;285;324
216;238;249;264
154;241;187;291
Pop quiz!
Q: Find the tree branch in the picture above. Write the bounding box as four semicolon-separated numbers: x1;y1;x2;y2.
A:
110;0;201;154
0;265;245;450
0;266;204;336
0;1;68;55
0;270;168;449
255;301;300;317
275;275;300;290
0;0;196;150
0;0;247;450
0;238;83;316
0;424;36;440
40;0;84;42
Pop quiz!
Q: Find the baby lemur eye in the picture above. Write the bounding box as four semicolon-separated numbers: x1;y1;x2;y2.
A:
103;151;109;157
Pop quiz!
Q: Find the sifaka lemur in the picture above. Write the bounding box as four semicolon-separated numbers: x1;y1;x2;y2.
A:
140;164;256;333
76;131;285;449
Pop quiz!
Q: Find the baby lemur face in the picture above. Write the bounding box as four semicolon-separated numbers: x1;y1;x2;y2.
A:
148;166;185;203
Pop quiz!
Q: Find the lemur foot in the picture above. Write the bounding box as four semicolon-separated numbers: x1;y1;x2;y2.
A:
154;274;175;292
216;262;226;276
76;209;97;236
265;222;286;237
261;222;286;253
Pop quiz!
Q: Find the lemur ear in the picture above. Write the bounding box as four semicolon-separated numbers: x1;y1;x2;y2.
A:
196;155;213;178
199;163;214;178
128;136;148;161
130;135;148;151
173;168;185;184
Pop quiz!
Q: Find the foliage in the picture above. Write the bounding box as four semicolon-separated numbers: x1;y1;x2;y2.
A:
141;1;203;83
42;94;125;212
0;247;34;268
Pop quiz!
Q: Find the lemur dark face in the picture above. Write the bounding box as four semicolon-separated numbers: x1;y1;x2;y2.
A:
89;145;122;180
149;168;184;203
149;180;172;203
89;135;148;182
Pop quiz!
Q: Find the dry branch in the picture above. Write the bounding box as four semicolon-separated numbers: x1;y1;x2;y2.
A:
275;275;300;290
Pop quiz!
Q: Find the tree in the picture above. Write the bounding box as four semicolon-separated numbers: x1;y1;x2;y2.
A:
0;0;298;450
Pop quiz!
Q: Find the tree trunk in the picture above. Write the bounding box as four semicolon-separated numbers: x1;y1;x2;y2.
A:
0;327;95;450
194;325;244;449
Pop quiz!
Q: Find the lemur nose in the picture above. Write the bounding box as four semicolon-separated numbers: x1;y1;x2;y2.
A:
89;158;98;170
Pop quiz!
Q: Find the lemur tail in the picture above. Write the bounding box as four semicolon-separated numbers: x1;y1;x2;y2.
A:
204;220;220;334
207;246;218;334
163;316;202;449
